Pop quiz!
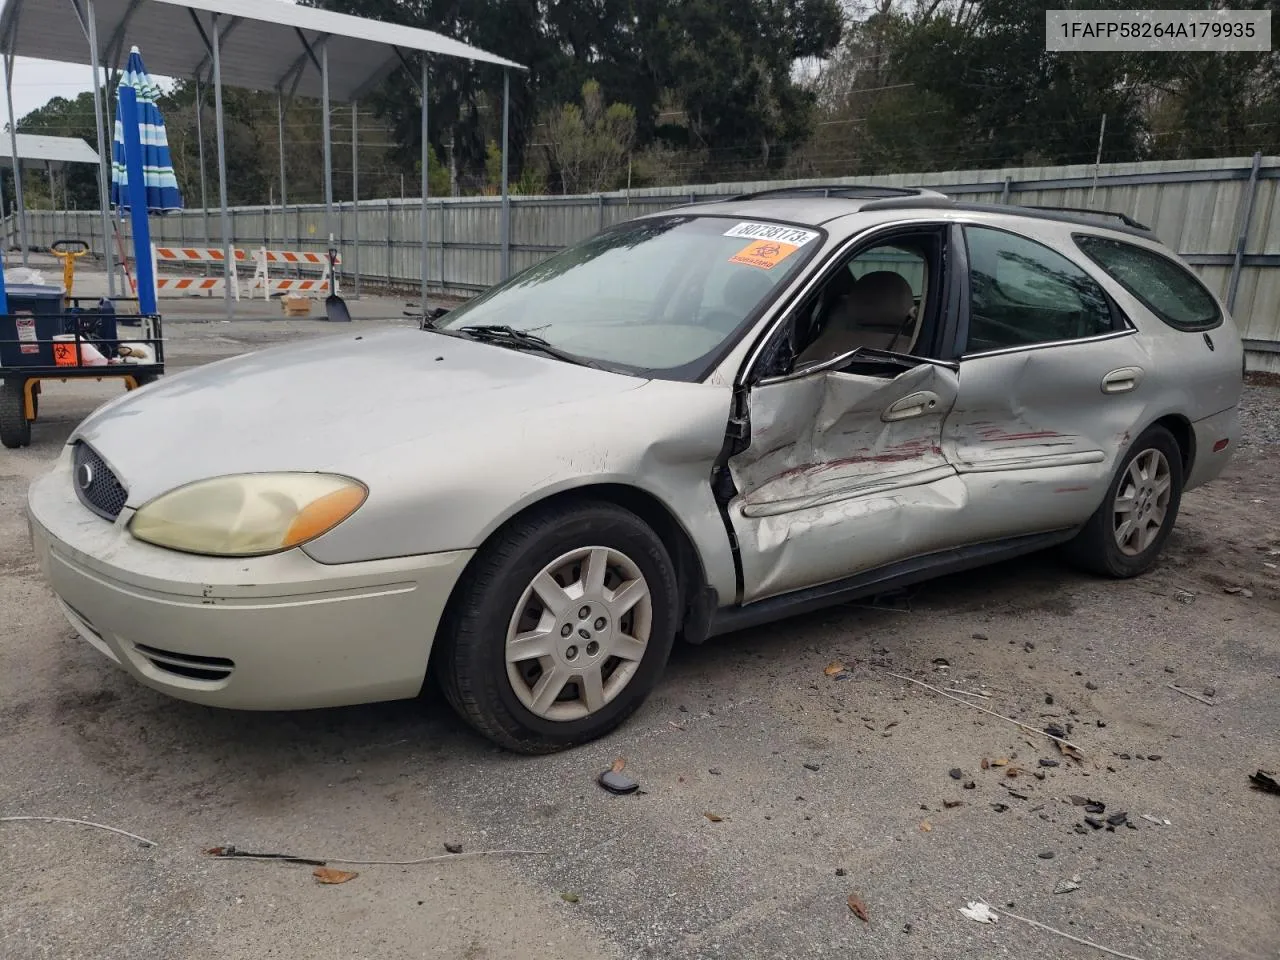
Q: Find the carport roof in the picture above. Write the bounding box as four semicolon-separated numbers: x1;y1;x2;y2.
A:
0;0;525;104
0;133;100;167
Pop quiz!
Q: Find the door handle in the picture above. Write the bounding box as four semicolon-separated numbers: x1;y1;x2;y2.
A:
1101;367;1143;395
882;391;940;422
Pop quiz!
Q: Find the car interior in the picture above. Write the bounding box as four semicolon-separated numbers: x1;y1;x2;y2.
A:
774;231;942;376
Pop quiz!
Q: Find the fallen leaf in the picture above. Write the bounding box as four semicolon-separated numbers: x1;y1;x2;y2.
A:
313;868;358;885
920;820;932;832
847;894;870;924
703;812;724;822
611;757;626;774
943;799;965;809
991;757;1009;767
824;661;846;676
1057;742;1085;763
203;846;228;856
980;758;990;770
560;892;580;903
1005;767;1022;778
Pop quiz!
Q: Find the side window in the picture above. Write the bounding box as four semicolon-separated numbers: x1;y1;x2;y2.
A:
1074;235;1221;332
964;226;1116;354
849;244;926;299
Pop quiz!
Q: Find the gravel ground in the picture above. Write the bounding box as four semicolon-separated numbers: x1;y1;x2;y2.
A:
2;321;1278;960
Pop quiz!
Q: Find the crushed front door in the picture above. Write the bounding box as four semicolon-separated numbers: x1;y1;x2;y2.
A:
728;362;965;603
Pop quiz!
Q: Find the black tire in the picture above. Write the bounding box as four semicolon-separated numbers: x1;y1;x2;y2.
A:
0;379;31;449
436;501;680;754
132;372;159;388
1065;425;1184;579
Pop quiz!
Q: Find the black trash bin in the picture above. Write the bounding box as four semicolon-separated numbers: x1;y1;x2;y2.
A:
0;284;67;368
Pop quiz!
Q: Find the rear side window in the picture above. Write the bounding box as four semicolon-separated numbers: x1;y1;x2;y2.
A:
1074;235;1221;332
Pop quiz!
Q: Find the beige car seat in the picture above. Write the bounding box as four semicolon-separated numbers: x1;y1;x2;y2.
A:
797;270;917;366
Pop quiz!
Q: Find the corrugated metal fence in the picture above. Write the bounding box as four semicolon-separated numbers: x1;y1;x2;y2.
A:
9;154;1280;363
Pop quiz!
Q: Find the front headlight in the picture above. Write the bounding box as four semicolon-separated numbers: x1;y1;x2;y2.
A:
129;473;367;557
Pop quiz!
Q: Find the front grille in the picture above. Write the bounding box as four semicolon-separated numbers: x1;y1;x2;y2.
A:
73;442;129;521
134;644;235;683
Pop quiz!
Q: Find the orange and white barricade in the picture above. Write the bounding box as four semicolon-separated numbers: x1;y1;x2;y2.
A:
148;245;245;300
250;246;339;299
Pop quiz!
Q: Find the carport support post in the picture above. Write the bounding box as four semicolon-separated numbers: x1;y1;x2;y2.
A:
352;101;360;299
210;11;233;320
86;0;116;294
322;43;334;249
195;76;210;248
3;52;29;267
277;91;288;248
500;68;510;280
419;58;429;315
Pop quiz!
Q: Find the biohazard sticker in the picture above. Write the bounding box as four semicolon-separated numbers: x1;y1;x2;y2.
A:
729;240;801;270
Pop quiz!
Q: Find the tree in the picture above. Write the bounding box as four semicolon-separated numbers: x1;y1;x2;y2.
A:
15;93;103;210
543;81;636;193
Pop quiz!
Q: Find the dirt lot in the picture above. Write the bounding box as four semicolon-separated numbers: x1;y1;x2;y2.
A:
2;320;1278;960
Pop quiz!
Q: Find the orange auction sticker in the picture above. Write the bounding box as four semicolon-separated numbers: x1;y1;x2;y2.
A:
729;240;800;270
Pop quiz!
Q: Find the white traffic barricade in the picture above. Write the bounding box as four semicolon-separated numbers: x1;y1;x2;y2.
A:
250;246;340;299
148;245;245;300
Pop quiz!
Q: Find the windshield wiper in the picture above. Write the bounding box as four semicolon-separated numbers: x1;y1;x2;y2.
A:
456;324;603;369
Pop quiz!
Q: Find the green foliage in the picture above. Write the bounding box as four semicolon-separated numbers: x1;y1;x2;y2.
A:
542;81;637;194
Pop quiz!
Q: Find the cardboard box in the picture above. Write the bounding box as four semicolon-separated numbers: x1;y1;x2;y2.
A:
282;295;312;317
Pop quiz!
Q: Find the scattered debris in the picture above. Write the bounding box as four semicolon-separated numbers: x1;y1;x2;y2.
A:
1106;812;1129;828
703;812;724;823
972;632;989;641
444;842;463;854
1167;683;1216;705
943;799;965;809
0;816;157;848
313;867;358;885
1054;876;1082;894
204;845;543;867
598;770;640;795
886;673;1086;755
963;781;976;790
949;768;963;780
1223;586;1254;598
1039;758;1059;768
560;892;580;903
1037;850;1055;860
1174;590;1196;605
1006;789;1030;800
1084;816;1105;830
1140;815;1171;826
1085;681;1099;691
836;867;847;877
1250;770;1280;796
960;901;998;924
847;893;870;924
1203;686;1217;698
708;768;723;776
803;763;821;772
824;661;846;676
920;820;933;832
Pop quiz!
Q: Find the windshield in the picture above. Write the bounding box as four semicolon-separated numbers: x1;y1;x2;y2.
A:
437;215;823;379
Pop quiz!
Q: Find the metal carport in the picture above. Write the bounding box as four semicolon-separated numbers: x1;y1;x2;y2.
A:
0;133;100;215
0;0;525;316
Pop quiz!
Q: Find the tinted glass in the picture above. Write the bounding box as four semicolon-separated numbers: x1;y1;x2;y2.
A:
965;226;1115;353
849;244;926;297
1075;235;1221;332
438;215;820;377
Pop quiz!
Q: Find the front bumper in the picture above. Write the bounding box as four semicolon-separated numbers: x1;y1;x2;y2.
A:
27;452;473;710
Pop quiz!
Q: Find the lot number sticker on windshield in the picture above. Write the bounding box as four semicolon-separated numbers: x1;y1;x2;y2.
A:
724;222;819;270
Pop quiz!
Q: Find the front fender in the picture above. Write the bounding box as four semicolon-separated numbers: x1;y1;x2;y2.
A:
303;380;739;601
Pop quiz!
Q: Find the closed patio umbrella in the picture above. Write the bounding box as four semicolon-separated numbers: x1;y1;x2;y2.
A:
111;46;183;212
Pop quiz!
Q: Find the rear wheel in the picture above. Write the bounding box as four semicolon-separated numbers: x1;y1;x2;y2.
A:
1066;425;1183;578
437;501;679;753
131;372;159;388
0;378;31;449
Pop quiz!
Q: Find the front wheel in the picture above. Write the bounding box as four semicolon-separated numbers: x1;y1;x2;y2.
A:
0;379;31;449
1065;425;1183;578
437;502;679;753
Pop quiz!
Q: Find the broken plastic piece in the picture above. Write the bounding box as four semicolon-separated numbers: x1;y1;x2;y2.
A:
598;769;640;795
960;901;999;924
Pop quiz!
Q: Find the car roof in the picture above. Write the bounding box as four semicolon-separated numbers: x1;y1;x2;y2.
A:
661;186;1159;243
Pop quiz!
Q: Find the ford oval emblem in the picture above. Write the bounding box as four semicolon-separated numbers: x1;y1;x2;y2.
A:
76;462;95;492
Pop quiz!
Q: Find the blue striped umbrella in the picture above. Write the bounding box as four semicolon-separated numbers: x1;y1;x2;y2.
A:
111;46;183;212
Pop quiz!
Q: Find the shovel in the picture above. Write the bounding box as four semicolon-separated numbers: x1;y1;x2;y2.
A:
324;247;351;323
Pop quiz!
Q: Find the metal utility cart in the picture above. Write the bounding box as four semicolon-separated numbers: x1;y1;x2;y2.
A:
0;286;164;449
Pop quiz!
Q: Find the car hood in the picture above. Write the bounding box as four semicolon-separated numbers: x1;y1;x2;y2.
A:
73;329;647;505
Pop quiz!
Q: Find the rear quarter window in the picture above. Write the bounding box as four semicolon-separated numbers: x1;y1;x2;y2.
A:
1073;234;1222;332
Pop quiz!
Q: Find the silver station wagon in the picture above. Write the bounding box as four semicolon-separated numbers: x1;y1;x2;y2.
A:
28;186;1244;753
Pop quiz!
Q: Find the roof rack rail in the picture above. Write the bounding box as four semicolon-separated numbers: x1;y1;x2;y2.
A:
727;184;948;202
1020;205;1151;232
